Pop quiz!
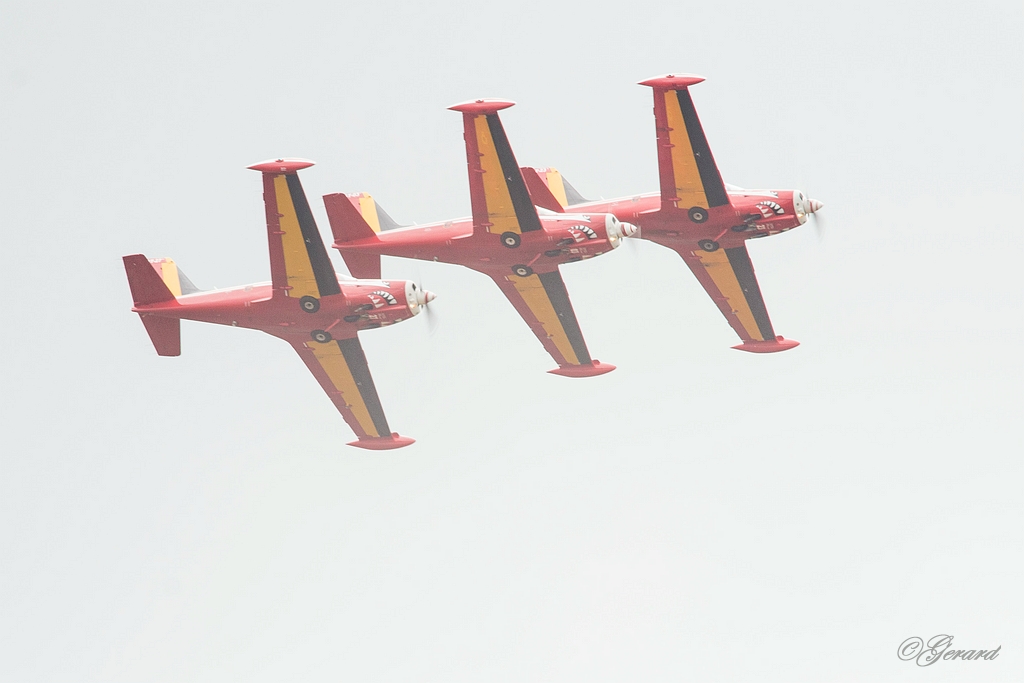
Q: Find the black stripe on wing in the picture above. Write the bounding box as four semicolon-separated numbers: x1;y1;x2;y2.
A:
676;90;729;208
725;246;776;341
538;270;592;364
286;173;341;296
337;337;391;437
486;114;544;233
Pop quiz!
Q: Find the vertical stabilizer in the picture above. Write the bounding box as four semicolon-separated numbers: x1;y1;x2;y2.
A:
323;193;384;278
123;254;182;356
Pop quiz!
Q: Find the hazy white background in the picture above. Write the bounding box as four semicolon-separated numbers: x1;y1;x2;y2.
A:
1;1;1021;680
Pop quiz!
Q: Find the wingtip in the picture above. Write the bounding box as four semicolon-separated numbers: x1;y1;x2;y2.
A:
347;433;416;450
638;73;706;89
447;98;516;114
247;158;315;173
731;337;800;353
547;361;617;378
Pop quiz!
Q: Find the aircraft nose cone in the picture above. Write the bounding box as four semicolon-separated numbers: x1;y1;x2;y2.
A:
808;199;824;213
620;222;639;237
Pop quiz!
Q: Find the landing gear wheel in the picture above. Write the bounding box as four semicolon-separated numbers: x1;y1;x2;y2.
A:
698;239;720;252
311;329;332;343
299;296;320;313
500;232;521;248
512;264;534;277
688;207;709;223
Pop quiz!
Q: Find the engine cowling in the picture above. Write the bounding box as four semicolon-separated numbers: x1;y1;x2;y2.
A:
541;213;638;256
727;189;821;236
338;279;435;327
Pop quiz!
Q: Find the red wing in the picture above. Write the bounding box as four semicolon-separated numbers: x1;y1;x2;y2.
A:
641;76;730;212
288;333;396;440
671;243;787;347
450;101;543;237
484;266;613;376
251;160;341;300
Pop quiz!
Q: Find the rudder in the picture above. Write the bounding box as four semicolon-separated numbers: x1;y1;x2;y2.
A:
123;254;177;305
520;167;591;211
123;254;182;356
323;193;385;279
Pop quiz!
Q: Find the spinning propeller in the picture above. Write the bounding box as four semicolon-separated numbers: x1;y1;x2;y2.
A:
805;197;826;240
409;271;440;336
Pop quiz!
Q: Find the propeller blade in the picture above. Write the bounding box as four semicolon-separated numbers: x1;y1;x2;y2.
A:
412;267;439;336
810;209;826;241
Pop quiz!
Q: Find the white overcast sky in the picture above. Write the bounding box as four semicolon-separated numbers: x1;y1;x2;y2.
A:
1;1;1022;681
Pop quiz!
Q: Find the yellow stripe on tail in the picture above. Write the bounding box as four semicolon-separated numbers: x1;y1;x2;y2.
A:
149;258;183;297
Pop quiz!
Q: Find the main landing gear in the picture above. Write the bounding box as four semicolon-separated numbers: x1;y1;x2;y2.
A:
698;239;720;252
311;329;332;343
501;232;521;248
512;264;534;277
299;296;320;313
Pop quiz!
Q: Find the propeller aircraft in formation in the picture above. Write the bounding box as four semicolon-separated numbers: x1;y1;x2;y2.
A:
124;159;433;450
521;74;822;353
124;73;822;448
328;99;638;378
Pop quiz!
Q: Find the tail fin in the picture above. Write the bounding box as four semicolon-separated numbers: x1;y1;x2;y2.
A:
147;257;201;296
123;254;182;356
324;192;397;241
124;254;177;305
520;167;592;211
323;192;385;279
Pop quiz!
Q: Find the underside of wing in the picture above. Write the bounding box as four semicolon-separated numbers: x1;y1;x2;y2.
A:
289;335;414;449
485;267;614;377
250;160;341;302
674;244;798;353
450;101;543;237
641;76;729;213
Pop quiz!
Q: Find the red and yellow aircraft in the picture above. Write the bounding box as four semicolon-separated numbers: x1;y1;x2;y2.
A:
328;99;638;377
123;159;434;450
521;74;823;353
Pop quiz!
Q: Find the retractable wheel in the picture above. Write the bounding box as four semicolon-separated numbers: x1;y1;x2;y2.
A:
688;206;709;223
299;296;320;313
501;232;521;248
311;329;332;343
512;264;534;277
698;239;720;252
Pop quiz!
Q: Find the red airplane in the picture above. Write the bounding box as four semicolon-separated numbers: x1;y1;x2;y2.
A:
328;99;638;378
520;74;823;353
123;159;434;450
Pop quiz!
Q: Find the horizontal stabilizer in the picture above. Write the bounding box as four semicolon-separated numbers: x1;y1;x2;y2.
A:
340;251;381;280
139;315;181;356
